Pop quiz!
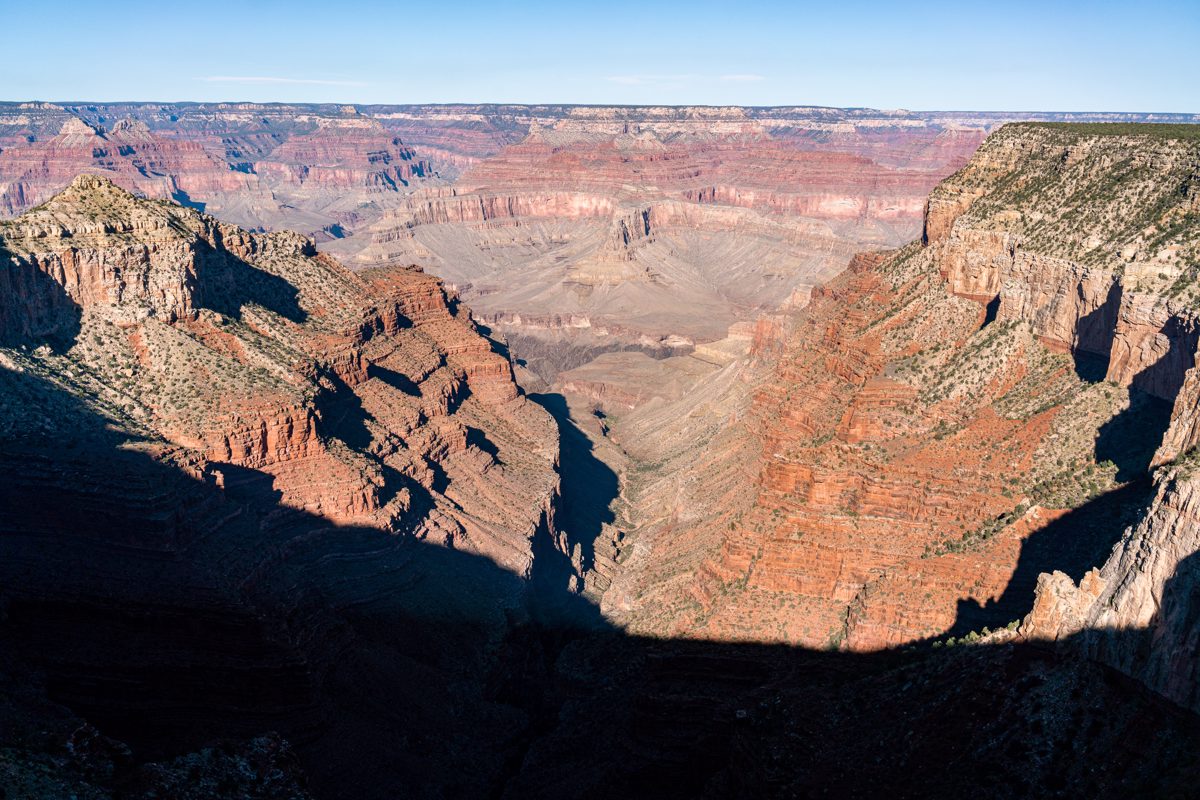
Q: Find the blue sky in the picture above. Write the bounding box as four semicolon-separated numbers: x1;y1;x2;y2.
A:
3;0;1197;111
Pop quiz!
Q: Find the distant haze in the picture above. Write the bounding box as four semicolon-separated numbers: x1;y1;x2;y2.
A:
3;0;1197;112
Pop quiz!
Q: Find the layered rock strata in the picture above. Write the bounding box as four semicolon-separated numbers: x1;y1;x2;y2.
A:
599;124;1200;670
0;174;554;562
0;177;560;796
0;117;255;215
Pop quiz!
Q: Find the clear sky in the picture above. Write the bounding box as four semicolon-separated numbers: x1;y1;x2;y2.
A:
3;0;1197;112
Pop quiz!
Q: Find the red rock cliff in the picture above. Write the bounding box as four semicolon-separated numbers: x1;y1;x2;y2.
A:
0;175;556;573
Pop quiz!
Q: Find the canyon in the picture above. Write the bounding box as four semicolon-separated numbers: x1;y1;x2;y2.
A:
4;103;1190;372
598;123;1200;655
2;107;1200;798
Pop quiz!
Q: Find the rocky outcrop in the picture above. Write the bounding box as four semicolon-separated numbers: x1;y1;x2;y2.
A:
1020;242;1200;716
1022;456;1200;713
0;175;555;568
0;117;255;215
0;176;567;797
930;126;1200;401
1106;291;1200;399
254;115;431;191
603;124;1200;663
375;188;616;230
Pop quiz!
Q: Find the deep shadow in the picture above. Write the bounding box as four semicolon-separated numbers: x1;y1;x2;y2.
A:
528;392;618;586
465;425;502;463
949;479;1155;638
1090;310;1197;483
1096;387;1174;481
211;460;285;507
193;237;307;324
1073;350;1112;383
0;243;83;351
367;362;420;396
1;363;1200;799
171;188;206;213
1131;314;1200;400
315;368;375;451
472;319;517;362
981;293;1000;328
1072;280;1123;382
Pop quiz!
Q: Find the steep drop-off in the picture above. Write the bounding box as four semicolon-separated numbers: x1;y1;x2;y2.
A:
6;103;1193;385
595;124;1200;668
0;176;561;797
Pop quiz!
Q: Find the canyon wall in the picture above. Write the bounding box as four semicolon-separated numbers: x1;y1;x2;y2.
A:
0;175;558;563
339;120;983;370
0;177;566;796
1012;128;1200;707
5;103;1193;389
597;124;1200;686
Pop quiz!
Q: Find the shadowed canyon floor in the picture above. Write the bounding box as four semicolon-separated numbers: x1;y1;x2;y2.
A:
3;363;1200;799
3;116;1200;798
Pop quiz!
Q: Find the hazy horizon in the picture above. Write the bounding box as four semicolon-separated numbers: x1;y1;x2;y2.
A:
5;99;1200;115
5;0;1197;113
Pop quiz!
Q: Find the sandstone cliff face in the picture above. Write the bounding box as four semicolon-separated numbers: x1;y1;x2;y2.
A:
931;125;1200;398
930;127;1200;716
1022;453;1200;713
0;175;555;571
0;117;255;215
604;125;1200;668
0;177;565;796
1016;165;1200;714
253;116;431;192
375;188;618;229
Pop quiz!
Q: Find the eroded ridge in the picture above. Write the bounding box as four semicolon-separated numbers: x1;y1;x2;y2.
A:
601;124;1200;666
0;174;557;567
